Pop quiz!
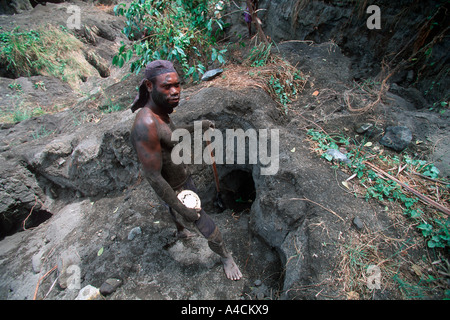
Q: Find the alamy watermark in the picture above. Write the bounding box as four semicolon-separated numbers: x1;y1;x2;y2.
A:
367;265;381;290
367;5;381;30
66;264;81;290
171;121;280;175
67;5;81;30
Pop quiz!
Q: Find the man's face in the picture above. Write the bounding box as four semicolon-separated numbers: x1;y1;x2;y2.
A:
149;72;181;112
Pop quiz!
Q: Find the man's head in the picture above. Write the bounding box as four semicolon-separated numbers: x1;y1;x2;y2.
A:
145;70;181;114
131;60;181;113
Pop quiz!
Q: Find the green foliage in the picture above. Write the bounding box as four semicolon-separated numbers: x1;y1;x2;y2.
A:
264;69;305;114
0;27;41;77
269;74;304;113
8;82;23;93
32;124;54;140
245;42;305;114
393;270;441;299
403;155;441;179
34;80;46;91
417;219;450;249
306;129;344;155
113;0;227;81
306;129;450;249
100;101;127;114
429;100;448;114
247;42;272;67
10;103;43;123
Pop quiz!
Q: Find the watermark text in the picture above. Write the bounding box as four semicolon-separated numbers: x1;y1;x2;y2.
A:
171;122;279;175
367;5;381;30
67;5;81;30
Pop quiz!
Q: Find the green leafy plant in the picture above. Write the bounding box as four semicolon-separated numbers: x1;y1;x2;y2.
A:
34;80;46;91
247;42;272;67
8;82;22;93
306;129;344;155
269;76;290;109
266;69;304;113
417;219;450;249
403;155;441;179
306;129;450;249
113;0;227;81
429;100;448;114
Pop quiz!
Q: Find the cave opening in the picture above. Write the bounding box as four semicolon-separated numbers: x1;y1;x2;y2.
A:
29;1;66;7
0;208;53;240
218;169;256;213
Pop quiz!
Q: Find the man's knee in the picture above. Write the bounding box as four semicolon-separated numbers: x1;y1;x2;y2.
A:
195;211;216;239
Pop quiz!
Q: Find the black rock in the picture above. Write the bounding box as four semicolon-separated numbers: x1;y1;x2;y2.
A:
379;126;412;151
354;122;373;134
201;68;224;82
99;278;122;296
353;217;364;230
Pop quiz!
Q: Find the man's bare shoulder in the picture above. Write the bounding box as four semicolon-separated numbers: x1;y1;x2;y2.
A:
134;107;156;125
131;108;159;143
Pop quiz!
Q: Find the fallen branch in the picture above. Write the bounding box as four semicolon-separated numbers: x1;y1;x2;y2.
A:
43;276;59;300
365;162;450;216
289;197;345;222
412;172;450;185
33;265;58;300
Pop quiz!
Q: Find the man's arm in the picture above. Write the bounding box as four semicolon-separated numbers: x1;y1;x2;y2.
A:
131;117;199;222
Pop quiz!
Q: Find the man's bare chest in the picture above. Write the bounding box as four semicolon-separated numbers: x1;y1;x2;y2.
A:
157;121;177;151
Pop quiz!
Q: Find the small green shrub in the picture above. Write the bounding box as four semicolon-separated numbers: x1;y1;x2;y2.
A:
0;25;90;83
245;42;306;113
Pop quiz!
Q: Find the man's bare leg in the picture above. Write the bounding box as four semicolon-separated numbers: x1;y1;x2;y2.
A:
208;227;242;281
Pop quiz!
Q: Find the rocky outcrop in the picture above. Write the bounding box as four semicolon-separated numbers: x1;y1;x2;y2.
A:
257;0;449;105
0;153;45;236
0;0;32;14
22;110;139;198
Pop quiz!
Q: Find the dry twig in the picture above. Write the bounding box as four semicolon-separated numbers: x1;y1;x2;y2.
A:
289;197;345;222
344;68;394;113
22;195;45;231
33;265;58;300
365;162;450;216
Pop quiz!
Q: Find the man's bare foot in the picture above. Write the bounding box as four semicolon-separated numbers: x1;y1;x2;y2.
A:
221;255;242;281
176;229;196;239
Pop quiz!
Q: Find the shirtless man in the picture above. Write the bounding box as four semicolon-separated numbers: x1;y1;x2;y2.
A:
130;60;242;281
